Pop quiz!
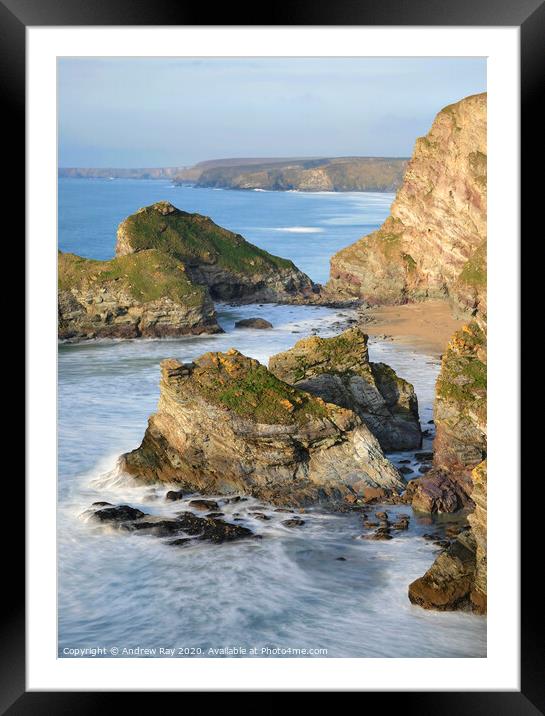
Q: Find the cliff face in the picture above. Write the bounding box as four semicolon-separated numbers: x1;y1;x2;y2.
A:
327;93;486;313
268;327;421;451
116;201;317;302
58;250;221;341
121;350;405;505
188;157;408;192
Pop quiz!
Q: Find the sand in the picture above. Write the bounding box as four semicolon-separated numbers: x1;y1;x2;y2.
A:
359;300;465;357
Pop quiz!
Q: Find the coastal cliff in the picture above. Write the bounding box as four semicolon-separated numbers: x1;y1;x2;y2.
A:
269;327;422;452
58;250;221;340
181;157;408;192
121;350;405;505
116;201;318;302
327;93;486;313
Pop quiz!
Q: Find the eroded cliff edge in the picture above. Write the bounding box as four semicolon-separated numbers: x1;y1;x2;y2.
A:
121;350;405;506
327;93;486;316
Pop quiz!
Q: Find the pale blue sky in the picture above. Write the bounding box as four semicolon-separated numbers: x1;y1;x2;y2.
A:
58;57;486;167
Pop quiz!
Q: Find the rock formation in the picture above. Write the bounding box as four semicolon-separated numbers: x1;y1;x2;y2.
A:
121;350;405;505
58;250;221;340
116;201;318;302
327;92;486;314
269;327;422;451
408;460;487;614
406;319;487;513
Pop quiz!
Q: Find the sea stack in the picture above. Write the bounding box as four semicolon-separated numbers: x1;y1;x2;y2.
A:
121;350;405;506
116;201;319;303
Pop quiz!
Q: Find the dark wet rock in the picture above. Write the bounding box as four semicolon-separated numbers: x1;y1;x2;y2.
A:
250;512;271;521
189;499;220;511
223;496;247;504
415;451;434;461
375;511;389;520
234;318;273;330
176;511;254;543
336;557;347;561
273;508;294;513
418;464;432;474
392;520;409;530
363;521;379;528
399;466;413;475
91;501;113;507
165;489;185;502
166;538;192;547
92;505;146;523
206;512;225;518
120;518;185;537
398;459;411;464
282;518;305;528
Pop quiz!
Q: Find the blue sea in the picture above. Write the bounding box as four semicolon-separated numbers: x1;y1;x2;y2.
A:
58;178;486;658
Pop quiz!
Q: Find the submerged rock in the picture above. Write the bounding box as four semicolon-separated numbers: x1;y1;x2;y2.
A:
87;503;254;545
269;327;422;451
121;350;404;506
235;318;273;329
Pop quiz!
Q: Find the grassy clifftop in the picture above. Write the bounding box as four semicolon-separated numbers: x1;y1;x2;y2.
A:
58;249;208;307
116;201;296;276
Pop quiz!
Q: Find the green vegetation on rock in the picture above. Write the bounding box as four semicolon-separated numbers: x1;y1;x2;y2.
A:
191;351;332;427
58;249;207;307
119;202;294;276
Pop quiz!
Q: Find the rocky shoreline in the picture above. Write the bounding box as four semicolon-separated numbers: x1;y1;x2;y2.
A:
68;91;488;619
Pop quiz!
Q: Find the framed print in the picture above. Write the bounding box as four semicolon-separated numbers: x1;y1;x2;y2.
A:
8;0;539;707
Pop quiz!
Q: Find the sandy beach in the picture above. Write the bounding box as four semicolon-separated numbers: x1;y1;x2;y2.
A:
359;300;465;357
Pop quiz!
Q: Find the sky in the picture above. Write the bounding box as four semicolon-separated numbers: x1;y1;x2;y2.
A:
58;57;486;168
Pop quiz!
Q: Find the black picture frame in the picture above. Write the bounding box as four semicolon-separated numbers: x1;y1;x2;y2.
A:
6;0;539;708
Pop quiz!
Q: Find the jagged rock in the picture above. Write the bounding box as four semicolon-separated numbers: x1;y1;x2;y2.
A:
116;201;318;303
121;350;404;506
408;531;478;610
165;490;184;501
326;93;486;316
58;250;221;341
405;470;473;514
234;318;273;329
269;328;421;451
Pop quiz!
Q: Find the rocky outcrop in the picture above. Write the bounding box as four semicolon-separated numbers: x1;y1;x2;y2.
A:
268;327;421;451
327;93;486;313
58;250;221;341
235;318;273;329
184;157;408;192
121;350;405;505
408;318;487;613
467;459;487;612
406;320;486;513
408;459;486;613
115;201;318;302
